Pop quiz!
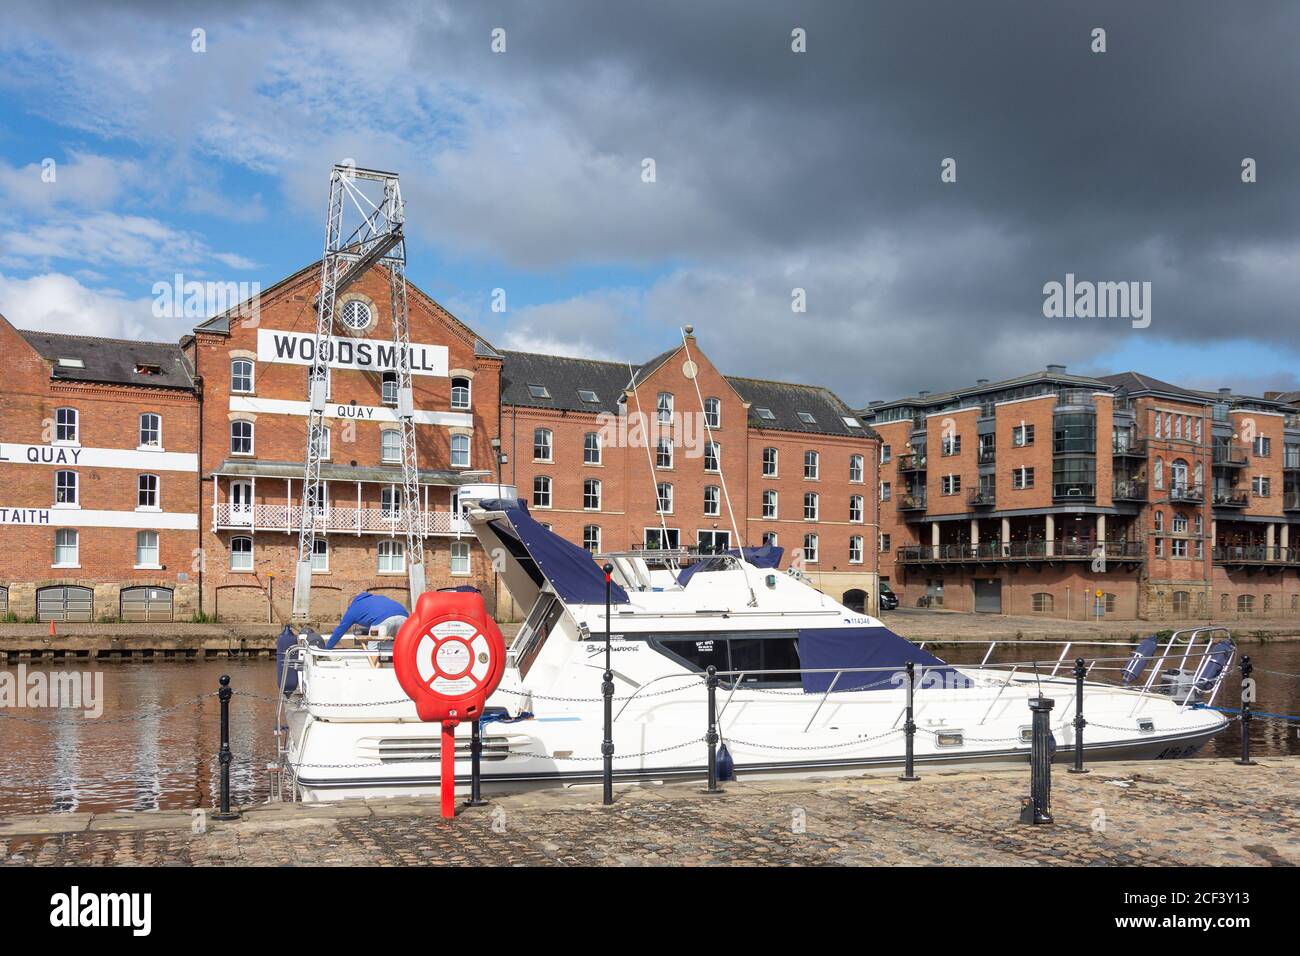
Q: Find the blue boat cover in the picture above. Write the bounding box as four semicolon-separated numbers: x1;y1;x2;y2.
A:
1122;635;1160;684
1194;640;1234;691
676;545;785;586
797;626;969;693
482;499;630;606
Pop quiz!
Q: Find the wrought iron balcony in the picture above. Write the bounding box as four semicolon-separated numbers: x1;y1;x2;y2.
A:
898;539;1141;564
1112;480;1147;501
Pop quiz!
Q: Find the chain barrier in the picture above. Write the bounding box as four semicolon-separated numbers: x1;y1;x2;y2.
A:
1254;667;1300;680
0;692;217;726
915;726;1021;744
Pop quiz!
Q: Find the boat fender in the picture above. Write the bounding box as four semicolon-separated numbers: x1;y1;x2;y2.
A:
717;742;735;781
1121;635;1159;685
275;625;299;695
1194;640;1234;692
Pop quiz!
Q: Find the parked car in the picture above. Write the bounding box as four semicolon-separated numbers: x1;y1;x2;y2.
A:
877;583;899;611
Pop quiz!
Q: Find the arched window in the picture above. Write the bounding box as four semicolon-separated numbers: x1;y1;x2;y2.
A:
656;392;674;423
703;397;721;429
704;441;720;472
1153;457;1164;490
55;407;78;444
451;376;471;410
804;450;820;480
377;540;405;573
381;371;398;406
762;489;777;518
849;535;864;564
139;412;162;448
54;529;79;567
584;432;601;465
533;476;552;509
802;533;819;563
230;420;254;455
380;429;402;463
849;495;864;523
656;438;673;469
1237;594;1255;615
231;359;254;394
849;454;864;483
703;485;720;517
310;538;328;573
803;492;819;520
451;540;471;575
450;434;470;468
583;478;601;510
138;474;160;509
1172;591;1190;616
533;428;553;461
230;536;253;571
583;525;601;553
762;447;778;477
656;482;673;514
1171;458;1189;493
1031;592;1054;613
55;470;78;506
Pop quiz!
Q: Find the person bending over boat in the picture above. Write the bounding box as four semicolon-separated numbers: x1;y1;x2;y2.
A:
326;592;409;649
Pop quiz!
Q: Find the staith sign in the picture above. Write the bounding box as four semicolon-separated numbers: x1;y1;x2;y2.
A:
257;330;449;377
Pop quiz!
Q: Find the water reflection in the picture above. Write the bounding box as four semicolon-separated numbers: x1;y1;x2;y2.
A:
0;643;1296;815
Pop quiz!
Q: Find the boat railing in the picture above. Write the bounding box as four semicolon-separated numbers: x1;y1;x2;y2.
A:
612;635;1236;730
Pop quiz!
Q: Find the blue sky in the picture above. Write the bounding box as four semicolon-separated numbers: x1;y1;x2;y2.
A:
1;1;1298;405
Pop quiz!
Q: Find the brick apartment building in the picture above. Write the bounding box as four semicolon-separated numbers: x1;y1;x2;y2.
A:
862;366;1300;621
0;264;876;623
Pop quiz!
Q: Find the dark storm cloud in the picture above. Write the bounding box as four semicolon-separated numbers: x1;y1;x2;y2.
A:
3;0;1297;402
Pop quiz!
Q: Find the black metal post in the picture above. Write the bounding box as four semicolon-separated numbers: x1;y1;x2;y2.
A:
1235;655;1256;766
602;563;615;805
1068;658;1089;774
213;674;240;820
899;661;919;781
464;718;488;807
1020;696;1055;824
702;665;723;794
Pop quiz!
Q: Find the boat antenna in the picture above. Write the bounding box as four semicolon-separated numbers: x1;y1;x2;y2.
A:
626;361;676;573
678;326;758;608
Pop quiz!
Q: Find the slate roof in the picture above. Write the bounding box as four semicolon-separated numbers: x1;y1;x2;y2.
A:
499;349;873;438
499;350;634;415
1097;371;1210;402
20;329;195;391
865;369;1107;412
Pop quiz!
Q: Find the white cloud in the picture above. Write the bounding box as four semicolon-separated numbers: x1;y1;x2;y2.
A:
0;272;156;340
0;151;139;210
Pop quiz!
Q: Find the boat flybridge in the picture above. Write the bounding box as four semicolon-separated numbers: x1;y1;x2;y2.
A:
278;486;1233;802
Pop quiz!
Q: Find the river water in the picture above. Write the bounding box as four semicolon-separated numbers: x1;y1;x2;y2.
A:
0;642;1296;816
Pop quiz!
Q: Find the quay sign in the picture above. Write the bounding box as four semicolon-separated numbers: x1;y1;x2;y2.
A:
257;330;449;377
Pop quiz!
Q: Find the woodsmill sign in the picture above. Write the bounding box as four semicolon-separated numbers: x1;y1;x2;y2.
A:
257;330;449;377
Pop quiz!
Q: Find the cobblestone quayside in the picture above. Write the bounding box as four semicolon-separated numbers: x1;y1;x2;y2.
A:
1;758;1295;867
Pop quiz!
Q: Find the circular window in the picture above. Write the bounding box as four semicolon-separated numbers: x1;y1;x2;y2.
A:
340;299;373;331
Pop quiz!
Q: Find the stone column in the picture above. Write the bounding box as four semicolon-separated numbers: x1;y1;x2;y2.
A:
932;522;940;550
1096;513;1106;544
970;518;979;555
1045;514;1055;557
1282;523;1290;558
1001;517;1011;555
1267;522;1276;560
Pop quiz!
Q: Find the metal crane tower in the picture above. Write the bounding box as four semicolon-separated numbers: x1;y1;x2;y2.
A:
292;164;426;620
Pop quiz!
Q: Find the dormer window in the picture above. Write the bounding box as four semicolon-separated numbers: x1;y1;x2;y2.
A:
527;384;551;399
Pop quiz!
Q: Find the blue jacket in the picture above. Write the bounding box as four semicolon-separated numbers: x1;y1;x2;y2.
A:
327;593;409;648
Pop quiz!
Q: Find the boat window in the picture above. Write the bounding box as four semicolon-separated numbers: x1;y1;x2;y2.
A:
515;595;564;678
654;632;801;687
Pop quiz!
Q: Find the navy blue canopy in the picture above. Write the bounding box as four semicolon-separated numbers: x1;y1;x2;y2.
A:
797;626;970;693
677;545;785;587
482;498;629;606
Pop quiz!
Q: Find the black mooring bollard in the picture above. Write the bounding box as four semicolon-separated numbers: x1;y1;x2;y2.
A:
899;661;920;782
602;563;615;805
1020;696;1055;825
213;674;240;820
1235;656;1256;766
702;665;723;794
1068;658;1089;774
464;718;488;807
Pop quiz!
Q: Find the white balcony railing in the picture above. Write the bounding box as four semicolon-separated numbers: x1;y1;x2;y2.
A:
213;503;471;536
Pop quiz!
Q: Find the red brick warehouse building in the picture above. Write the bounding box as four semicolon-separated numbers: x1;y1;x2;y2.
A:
0;317;201;623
